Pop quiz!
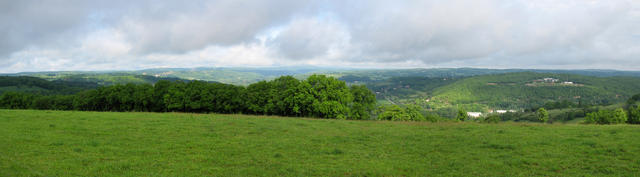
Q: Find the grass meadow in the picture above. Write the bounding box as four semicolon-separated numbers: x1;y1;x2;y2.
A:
1;109;639;176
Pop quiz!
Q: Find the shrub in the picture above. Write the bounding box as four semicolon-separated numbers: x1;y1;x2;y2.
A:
537;108;549;123
456;109;468;122
484;114;501;123
377;105;426;121
628;105;640;124
585;108;627;124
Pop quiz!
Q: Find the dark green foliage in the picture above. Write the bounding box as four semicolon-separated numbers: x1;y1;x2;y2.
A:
626;93;640;124
585;108;627;124
0;76;98;95
424;112;442;122
405;105;426;121
550;109;585;122
349;84;377;120
628;105;640;124
269;76;300;116
244;75;375;119
0;92;34;109
0;75;376;120
377;105;425;121
305;75;353;119
496;112;520;121
158;81;247;113
377;105;405;121
613;108;628;123
627;93;640;105
246;81;274;114
456;108;468;121
484;114;501;123
543;100;578;110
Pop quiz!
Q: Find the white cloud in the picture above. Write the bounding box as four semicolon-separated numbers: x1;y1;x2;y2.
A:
1;0;639;73
268;16;354;61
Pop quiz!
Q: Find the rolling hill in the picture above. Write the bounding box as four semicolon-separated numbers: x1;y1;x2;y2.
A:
346;72;640;113
0;76;98;95
0;74;197;95
430;72;640;110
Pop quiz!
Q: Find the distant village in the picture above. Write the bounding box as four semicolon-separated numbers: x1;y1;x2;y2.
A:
525;77;582;86
466;109;518;118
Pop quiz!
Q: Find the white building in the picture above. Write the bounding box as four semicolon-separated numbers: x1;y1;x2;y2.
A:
496;110;507;114
467;112;482;118
543;78;559;83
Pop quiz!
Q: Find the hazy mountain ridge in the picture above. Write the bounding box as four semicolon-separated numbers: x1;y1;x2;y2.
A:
5;67;640;86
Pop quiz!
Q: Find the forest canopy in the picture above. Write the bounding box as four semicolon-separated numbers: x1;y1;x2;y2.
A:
0;75;376;120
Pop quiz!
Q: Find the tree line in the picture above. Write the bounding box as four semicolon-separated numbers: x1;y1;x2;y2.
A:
0;75;377;120
542;93;640;125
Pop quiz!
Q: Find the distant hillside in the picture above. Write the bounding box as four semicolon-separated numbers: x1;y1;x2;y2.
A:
341;72;640;112
428;72;640;111
0;73;200;95
130;68;268;85
8;72;194;86
7;67;640;86
334;68;517;81
334;68;640;82
53;74;191;85
7;67;341;85
0;76;98;95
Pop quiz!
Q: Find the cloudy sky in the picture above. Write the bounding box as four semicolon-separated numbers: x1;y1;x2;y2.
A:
1;0;639;73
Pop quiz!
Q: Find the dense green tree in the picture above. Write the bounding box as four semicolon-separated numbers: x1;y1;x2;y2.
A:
132;84;153;112
164;82;187;112
291;81;315;117
246;81;273;115
585;111;599;124
377;105;428;121
51;95;75;110
378;105;409;121
628;105;640;124
31;96;53;110
625;93;640;124
184;81;205;112
585;109;627;124
456;108;468;122
404;105;425;121
152;80;172;112
349;85;376;120
612;108;628;124
537;108;549;123
0;92;33;109
306;75;353;119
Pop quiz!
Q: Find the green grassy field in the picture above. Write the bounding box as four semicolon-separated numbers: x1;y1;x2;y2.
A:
1;110;639;176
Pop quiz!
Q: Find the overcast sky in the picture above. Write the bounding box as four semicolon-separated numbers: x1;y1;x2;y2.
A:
1;0;639;73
